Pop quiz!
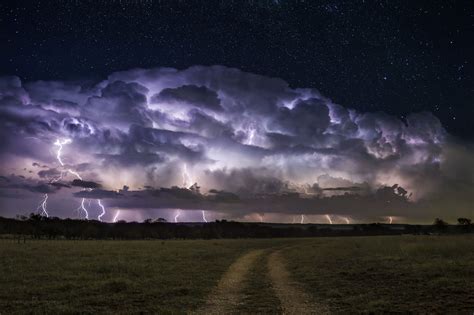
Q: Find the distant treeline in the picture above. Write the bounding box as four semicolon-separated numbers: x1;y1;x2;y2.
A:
0;214;472;240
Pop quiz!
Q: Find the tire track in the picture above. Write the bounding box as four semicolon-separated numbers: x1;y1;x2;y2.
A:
194;249;264;314
268;250;330;315
235;250;283;313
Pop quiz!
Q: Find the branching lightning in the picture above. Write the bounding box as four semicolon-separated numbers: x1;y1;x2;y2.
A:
201;210;208;223
53;138;99;220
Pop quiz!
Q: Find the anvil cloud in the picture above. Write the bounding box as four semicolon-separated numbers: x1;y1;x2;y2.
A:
0;66;472;223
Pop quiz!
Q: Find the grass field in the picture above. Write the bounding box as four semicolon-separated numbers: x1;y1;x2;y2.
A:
282;236;474;313
1;235;473;314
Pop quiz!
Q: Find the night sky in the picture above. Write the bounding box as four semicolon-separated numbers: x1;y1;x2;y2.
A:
1;0;472;139
0;1;473;223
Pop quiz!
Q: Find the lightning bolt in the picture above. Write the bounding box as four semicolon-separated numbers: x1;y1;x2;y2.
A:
33;139;73;218
97;200;106;221
78;198;90;219
388;216;393;224
113;210;121;223
341;216;350;224
53;138;72;166
75;198;89;220
201;210;208;223
53;138;96;220
36;194;49;217
246;127;256;145
25;136;41;141
182;163;193;188
325;214;333;224
177;163;197;222
67;169;82;180
300;214;305;224
174;209;181;223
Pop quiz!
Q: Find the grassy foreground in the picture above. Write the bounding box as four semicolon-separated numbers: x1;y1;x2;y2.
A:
0;239;286;313
1;236;473;313
282;235;474;313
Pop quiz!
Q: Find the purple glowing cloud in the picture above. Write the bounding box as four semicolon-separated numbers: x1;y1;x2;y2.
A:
0;66;472;223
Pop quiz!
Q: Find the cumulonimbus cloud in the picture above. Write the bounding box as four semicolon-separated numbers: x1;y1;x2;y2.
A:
0;65;472;222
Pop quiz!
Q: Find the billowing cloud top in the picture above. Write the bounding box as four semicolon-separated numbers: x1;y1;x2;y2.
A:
0;66;472;223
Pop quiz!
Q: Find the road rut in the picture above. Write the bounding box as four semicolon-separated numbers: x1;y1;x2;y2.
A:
194;249;264;314
268;250;330;315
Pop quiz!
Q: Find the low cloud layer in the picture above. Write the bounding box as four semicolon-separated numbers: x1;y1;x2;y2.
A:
0;66;472;223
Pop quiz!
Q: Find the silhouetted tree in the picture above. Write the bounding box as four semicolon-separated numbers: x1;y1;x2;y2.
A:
0;215;472;240
457;218;472;225
189;183;201;194
433;218;448;232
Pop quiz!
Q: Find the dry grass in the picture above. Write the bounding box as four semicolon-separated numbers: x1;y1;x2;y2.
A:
0;239;282;314
282;235;474;313
1;235;473;313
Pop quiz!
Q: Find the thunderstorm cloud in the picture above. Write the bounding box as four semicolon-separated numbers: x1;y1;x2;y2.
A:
0;66;472;223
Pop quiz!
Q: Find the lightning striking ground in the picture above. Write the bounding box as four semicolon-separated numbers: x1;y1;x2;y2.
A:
53;138;97;220
41;138;402;224
97;200;106;221
113;210;121;223
201;210;208;223
176;163;197;223
33;139;72;218
174;209;181;223
325;214;333;224
76;198;89;220
36;194;49;217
